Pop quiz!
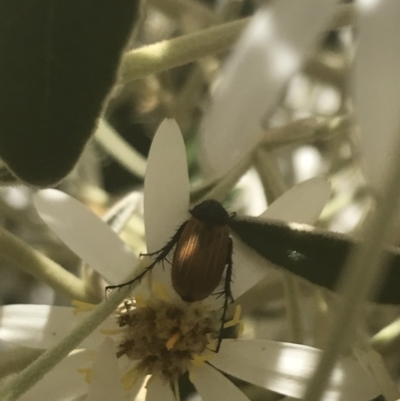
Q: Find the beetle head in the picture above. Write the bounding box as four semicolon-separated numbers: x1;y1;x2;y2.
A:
190;199;230;226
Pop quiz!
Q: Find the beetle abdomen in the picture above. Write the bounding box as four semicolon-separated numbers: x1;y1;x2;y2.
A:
171;217;230;302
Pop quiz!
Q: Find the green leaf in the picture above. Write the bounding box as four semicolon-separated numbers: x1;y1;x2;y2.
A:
0;0;141;187
229;218;400;305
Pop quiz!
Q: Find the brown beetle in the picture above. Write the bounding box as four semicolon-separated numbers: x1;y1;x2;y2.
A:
107;200;233;301
171;200;233;302
107;200;234;349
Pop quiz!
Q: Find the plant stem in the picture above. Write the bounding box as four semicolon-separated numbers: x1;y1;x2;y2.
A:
95;119;147;179
148;0;217;28
120;18;248;82
120;4;353;83
371;317;400;354
0;226;95;302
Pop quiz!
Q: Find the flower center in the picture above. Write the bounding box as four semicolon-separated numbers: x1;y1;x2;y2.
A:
116;296;219;382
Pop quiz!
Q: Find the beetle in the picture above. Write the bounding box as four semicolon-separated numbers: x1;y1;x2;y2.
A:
106;199;235;349
169;199;233;303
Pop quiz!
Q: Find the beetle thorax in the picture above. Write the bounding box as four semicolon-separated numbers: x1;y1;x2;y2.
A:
190;199;230;225
116;298;219;381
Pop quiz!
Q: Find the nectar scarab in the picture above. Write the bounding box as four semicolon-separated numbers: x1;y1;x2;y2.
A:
172;200;232;303
107;199;235;351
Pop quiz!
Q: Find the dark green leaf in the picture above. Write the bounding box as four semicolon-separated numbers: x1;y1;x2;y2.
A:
0;0;141;187
229;217;400;305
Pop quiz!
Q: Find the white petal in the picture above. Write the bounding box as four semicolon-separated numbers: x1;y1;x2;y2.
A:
86;339;125;401
354;0;400;190
231;178;330;298
19;349;89;401
230;234;274;300
191;363;250;401
34;189;137;285
260;177;331;224
145;375;176;401
200;0;336;178
144;119;190;253
0;304;116;349
211;339;380;401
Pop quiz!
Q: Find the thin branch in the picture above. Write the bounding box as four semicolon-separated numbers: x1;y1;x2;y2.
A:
262;116;350;148
304;52;347;87
119;18;248;82
95;119;147;179
120;4;354;83
148;0;217;28
371;317;400;354
0;227;96;302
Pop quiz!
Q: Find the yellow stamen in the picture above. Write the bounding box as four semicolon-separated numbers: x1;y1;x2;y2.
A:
223;304;244;335
121;366;141;391
72;300;95;316
153;282;170;302
77;368;92;383
191;353;215;367
166;332;181;350
134;293;147;308
100;328;125;335
189;353;215;383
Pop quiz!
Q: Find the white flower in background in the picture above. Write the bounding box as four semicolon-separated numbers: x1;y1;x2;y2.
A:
0;120;379;401
353;0;400;192
199;0;337;179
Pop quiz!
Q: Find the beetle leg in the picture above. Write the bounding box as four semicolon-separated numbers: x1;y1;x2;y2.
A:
106;222;188;293
214;238;234;353
139;250;161;257
224;238;234;303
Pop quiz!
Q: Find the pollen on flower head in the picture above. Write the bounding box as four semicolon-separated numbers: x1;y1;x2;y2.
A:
115;296;219;382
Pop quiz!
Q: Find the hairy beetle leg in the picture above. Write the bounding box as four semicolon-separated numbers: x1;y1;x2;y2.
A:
211;238;234;353
105;222;188;294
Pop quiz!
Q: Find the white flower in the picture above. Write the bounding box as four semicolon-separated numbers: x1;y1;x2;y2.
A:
199;0;337;179
353;0;400;191
0;120;379;401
